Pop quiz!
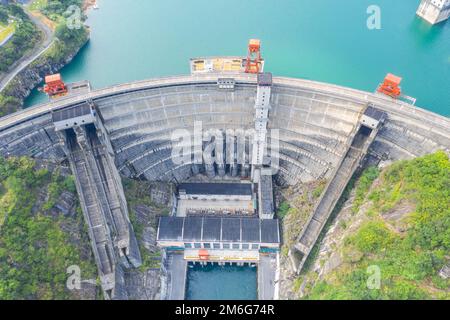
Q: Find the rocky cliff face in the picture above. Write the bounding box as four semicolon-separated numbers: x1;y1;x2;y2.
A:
276;181;325;300
122;179;175;300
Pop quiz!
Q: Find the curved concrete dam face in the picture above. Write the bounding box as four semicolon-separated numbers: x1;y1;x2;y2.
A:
0;73;449;186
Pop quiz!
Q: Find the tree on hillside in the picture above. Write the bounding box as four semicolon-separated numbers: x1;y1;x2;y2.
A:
55;21;87;45
6;4;27;20
43;0;83;17
0;7;8;24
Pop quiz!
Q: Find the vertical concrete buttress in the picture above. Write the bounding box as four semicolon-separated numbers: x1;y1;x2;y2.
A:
53;102;141;299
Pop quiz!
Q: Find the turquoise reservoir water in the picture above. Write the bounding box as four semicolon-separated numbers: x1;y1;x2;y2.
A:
25;0;449;116
186;263;257;300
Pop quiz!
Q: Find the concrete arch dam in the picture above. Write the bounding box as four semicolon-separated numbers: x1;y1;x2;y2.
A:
0;73;449;298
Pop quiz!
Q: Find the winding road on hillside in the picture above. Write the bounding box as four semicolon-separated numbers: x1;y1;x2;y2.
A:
0;7;54;93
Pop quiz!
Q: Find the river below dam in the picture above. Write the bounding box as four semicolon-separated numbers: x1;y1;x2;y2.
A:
24;0;449;116
186;263;257;300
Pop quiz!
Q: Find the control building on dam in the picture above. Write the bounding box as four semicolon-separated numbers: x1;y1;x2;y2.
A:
0;66;449;299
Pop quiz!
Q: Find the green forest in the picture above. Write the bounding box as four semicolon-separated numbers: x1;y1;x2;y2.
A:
35;0;89;64
306;151;450;300
0;4;40;73
0;157;97;299
41;0;84;18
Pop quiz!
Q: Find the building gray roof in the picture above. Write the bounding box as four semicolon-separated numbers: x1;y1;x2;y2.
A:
178;183;252;196
52;103;93;122
259;174;274;216
222;218;241;241
202;218;222;241
157;216;280;244
364;105;387;122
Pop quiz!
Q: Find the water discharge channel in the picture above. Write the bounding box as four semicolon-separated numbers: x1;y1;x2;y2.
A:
186;263;257;300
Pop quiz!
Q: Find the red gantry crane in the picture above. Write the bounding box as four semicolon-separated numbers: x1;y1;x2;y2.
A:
377;73;417;105
245;39;262;74
41;73;68;98
377;73;402;98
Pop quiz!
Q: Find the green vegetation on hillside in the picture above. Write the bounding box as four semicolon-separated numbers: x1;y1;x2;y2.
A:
29;0;48;12
352;166;379;213
0;20;16;44
278;180;327;259
306;151;450;300
30;0;89;67
42;0;83;19
0;157;97;300
0;6;9;24
277;201;291;220
0;4;40;72
40;21;87;63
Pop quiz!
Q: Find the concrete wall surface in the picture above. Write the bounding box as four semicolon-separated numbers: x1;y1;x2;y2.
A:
0;73;448;186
